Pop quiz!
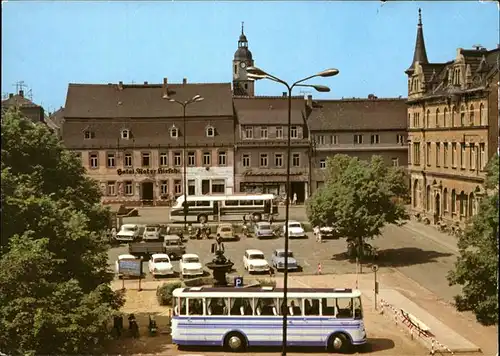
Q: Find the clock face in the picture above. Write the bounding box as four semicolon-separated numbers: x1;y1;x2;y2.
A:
240;62;247;69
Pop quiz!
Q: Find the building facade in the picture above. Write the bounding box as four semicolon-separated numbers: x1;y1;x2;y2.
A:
406;9;499;226
307;95;408;193
62;80;235;206
232;23;255;97
233;96;311;202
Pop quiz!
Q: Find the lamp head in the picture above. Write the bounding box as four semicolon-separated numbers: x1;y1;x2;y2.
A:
194;97;204;102
192;95;202;101
247;73;266;81
311;84;330;92
246;66;268;77
317;68;340;78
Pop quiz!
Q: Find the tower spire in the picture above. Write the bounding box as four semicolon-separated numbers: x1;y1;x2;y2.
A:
406;8;429;74
241;21;244;35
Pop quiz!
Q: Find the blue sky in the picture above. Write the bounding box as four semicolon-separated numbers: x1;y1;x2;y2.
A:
2;1;499;113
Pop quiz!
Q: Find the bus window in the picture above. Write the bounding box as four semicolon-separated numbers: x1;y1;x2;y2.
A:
175;297;187;315
336;298;354;319
196;201;210;207
239;200;252;206
281;298;301;316
304;298;321;316
188;298;203;316
254;200;263;206
187;201;196;207
207;298;228;315
229;298;253;316
353;297;363;319
224;200;238;206
321;298;337;316
256;298;278;316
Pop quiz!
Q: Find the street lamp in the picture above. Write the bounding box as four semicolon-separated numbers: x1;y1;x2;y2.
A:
162;93;204;231
247;66;339;356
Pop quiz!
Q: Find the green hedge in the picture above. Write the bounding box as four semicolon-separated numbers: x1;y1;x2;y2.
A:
156;281;183;306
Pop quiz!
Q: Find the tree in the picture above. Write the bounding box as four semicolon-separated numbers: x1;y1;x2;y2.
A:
306;155;409;257
447;154;499;326
0;109;124;355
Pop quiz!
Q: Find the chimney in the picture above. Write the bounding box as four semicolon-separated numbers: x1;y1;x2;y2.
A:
282;92;287;97
118;81;123;90
183;78;187;84
307;95;313;108
19;90;24;97
144;81;148;85
9;93;13;98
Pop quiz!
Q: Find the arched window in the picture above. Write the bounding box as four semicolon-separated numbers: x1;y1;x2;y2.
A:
443;188;448;213
451;106;456;127
479;103;486;125
435;108;440;127
426;185;431;211
426;109;430;128
469;105;475;126
443;108;448;127
451;190;456;214
206;126;215;137
460;105;466;126
170;126;179;138
469;192;475;216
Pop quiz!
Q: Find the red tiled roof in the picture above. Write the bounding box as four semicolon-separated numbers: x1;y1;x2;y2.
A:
234;96;306;124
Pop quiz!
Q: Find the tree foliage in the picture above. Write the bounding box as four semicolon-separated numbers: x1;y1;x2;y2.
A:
447;154;499;326
306;155;409;241
0;109;124;355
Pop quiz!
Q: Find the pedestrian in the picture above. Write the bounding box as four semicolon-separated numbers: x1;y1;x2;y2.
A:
315;226;322;243
293;193;298;205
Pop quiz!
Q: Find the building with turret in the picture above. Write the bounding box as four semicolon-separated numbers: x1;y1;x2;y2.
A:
232;22;255;97
406;9;499;227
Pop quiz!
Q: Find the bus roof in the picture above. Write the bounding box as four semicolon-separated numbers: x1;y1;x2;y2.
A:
173;287;361;299
176;194;275;202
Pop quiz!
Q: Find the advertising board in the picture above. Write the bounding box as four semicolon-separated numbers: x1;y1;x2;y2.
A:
118;258;143;277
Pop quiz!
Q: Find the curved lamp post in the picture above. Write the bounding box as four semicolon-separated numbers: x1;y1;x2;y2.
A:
162;94;204;230
247;66;339;356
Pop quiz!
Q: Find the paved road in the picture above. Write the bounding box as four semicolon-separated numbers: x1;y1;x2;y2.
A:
113;206;462;303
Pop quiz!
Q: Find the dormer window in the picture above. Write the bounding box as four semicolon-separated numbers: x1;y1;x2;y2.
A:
121;129;130;140
84;130;95;139
170;126;179;138
206;126;215;137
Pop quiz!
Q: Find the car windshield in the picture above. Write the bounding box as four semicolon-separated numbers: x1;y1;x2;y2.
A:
249;254;265;260
220;227;232;232
146;227;157;232
259;223;271;230
154;258;169;263
289;223;301;228
184;257;199;263
123;226;137;232
278;251;293;258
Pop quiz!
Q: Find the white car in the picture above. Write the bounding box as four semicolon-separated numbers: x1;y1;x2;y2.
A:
148;253;174;277
283;221;306;238
143;225;161;241
243;249;270;274
115;254;137;274
116;224;140;242
179;254;204;277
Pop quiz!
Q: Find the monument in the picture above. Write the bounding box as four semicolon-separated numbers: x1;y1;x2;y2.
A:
206;236;234;286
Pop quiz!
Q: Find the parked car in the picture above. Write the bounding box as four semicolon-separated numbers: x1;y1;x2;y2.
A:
115;254;137;274
116;224;140;242
254;221;275;239
313;225;338;240
128;241;164;258
143;225;161;241
216;223;237;241
163;235;186;260
148;253;174;278
179;253;204;277
271;248;299;271
283;221;306;239
243;249;270;274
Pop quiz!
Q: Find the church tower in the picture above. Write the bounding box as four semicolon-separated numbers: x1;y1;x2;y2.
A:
232;22;255;97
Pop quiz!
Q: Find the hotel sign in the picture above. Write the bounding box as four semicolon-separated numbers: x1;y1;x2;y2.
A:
117;168;180;176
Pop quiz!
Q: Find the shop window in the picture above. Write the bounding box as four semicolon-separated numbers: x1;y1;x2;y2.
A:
188;180;196;195
211;179;225;194
201;180;210;195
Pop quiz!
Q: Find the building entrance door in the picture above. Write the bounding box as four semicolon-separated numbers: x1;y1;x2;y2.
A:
141;182;154;206
434;193;441;224
290;182;305;203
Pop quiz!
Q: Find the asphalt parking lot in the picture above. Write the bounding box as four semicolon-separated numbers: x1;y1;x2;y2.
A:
107;224;360;281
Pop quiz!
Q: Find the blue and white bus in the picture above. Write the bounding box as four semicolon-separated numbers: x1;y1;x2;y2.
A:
172;286;367;353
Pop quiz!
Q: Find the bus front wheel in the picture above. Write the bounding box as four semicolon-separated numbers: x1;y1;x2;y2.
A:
252;213;262;222
224;331;246;352
328;332;351;353
197;214;208;223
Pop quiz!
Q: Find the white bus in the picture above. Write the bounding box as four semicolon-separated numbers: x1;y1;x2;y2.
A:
169;194;278;223
172;286;366;353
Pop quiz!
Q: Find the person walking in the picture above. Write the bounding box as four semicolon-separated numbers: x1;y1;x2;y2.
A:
292;193;298;205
